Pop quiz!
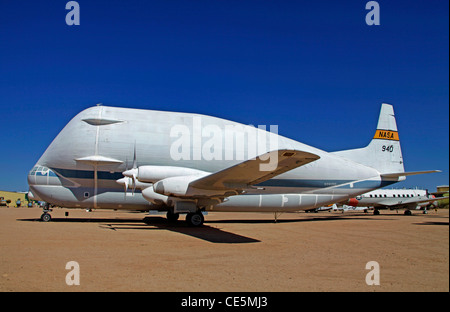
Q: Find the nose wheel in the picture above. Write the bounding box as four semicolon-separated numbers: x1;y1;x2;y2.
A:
40;212;52;222
40;203;52;222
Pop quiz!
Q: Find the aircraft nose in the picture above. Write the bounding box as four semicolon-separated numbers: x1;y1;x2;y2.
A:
27;186;43;202
27;190;38;201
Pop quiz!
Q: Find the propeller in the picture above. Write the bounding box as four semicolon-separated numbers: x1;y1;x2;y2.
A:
123;168;137;194
116;142;138;197
116;177;130;199
123;143;138;194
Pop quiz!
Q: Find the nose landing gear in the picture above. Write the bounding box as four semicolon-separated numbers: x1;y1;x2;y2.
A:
40;212;52;222
40;203;52;222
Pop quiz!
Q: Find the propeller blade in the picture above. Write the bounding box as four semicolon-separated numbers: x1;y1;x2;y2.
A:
132;142;137;169
119;143;138;196
124;178;129;199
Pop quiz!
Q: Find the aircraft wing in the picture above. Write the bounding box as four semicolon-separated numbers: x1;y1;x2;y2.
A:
189;149;320;191
413;196;449;205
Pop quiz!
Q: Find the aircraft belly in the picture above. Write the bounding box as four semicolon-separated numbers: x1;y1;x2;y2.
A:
30;185;152;211
212;193;347;212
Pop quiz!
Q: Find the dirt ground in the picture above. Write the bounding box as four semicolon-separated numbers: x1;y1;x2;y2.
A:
0;207;448;292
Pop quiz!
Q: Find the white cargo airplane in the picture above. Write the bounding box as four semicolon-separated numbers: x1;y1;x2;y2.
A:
28;103;440;226
342;189;448;215
332;204;370;213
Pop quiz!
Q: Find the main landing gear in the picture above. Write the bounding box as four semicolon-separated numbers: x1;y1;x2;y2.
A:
373;208;415;216
166;208;205;227
185;212;204;227
166;210;180;222
165;201;206;227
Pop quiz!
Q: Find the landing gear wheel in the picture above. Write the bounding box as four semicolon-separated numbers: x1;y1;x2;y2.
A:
373;209;380;215
186;212;204;227
40;213;52;222
166;211;180;222
404;210;412;216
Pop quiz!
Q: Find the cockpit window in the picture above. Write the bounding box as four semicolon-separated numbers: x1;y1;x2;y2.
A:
29;166;56;177
36;167;48;176
29;166;38;176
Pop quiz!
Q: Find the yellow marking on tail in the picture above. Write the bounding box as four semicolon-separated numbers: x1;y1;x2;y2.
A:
373;130;399;141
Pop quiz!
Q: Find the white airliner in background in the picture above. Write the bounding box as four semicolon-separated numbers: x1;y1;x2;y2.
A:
342;188;448;215
28;103;440;226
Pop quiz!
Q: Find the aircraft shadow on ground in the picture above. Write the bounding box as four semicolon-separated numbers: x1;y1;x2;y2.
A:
413;221;449;226
205;215;381;224
17;216;260;244
17;214;390;244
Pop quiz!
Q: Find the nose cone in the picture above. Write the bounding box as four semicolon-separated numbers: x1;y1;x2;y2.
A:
116;177;128;186
123;168;138;178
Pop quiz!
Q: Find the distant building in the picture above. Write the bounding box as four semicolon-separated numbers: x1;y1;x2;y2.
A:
0;190;28;207
436;185;449;194
432;185;449;207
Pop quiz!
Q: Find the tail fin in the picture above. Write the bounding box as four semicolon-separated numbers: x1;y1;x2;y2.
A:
332;103;405;174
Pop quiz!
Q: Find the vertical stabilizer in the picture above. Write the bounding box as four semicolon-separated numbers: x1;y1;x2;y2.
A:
332;103;405;174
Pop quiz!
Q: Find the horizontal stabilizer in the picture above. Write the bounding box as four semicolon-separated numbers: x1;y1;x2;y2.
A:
381;170;441;179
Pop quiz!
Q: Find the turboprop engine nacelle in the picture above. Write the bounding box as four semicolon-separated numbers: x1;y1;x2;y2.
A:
153;175;238;197
130;165;208;183
153;176;198;197
142;187;170;205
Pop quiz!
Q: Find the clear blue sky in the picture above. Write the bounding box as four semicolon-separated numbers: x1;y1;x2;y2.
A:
0;0;448;192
